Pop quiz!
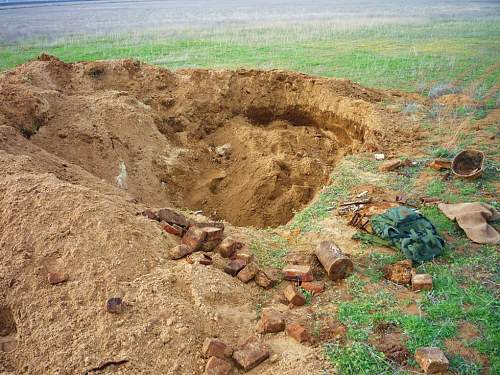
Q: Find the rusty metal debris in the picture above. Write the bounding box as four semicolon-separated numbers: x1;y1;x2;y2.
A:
348;211;370;231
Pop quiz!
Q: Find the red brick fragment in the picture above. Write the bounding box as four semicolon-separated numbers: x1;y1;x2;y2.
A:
286;323;310;343
232;336;269;371
282;264;313;282
47;272;69;285
204;356;232;375
181;227;207;252
162;222;183;236
255;270;276;289
199;255;213;266
415;347;449;374
224;259;247;276
157;208;189;227
237;262;260;283
256;308;285;334
411;274;433;291
217;237;243;258
202;338;231;359
232;248;255;263
200;226;224;242
300;281;324;295
200;239;222;252
283;284;306;306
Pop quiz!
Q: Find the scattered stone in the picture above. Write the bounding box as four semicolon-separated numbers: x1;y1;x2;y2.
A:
162;222;183;236
233;248;255;264
379;159;403;172
374;153;385;160
141;209;158;221
201;226;224;242
202;338;231;359
237;262;260;283
105;297;124;314
200;239;223;252
283;284;306;306
256;308;285;334
158;208;189;228
224;259;247;276
415;347;449;374
168;244;193;260
199;254;213;266
217;237;242;258
286;323;310;343
282;264;313;282
204;356;232;375
412;274;433;291
47;272;69;285
269;353;279;363
314;241;353;281
181;227;207;252
383;259;412;285
428;159;451;171
232;336;269;371
255;270;276;289
300;281;324;295
215;143;232;157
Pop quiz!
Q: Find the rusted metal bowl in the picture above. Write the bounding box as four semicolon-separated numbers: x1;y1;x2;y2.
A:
451;149;485;180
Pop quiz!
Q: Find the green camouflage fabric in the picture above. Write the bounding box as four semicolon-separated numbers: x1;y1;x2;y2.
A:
370;206;445;263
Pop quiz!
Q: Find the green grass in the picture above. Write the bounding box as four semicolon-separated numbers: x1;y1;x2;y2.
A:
2;19;499;92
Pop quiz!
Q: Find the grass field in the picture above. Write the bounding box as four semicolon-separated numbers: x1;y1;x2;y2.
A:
1;18;499;93
1;2;499;374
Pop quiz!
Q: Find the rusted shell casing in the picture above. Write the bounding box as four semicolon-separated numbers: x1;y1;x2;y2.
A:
314;241;353;281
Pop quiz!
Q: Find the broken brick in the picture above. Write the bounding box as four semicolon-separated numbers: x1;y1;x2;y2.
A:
224;259;247;276
282;264;313;282
415;347;449;374
256;308;285;334
379;159;402;172
157;208;189;228
204;356;232;375
168;244;193;260
217;237;242;258
202;338;231;359
232;336;269;371
105;297;123;314
255;270;276;289
232;248;255;263
47;272;69;285
237;262;260;283
200;226;224;242
181;227;207;252
284;252;314;266
283;284;306;306
300;281;324;295
199;255;213;266
286;323;310;343
200;239;222;252
411;274;433;291
162;222;183;236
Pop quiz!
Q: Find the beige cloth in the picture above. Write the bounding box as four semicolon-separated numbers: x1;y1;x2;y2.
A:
438;202;500;244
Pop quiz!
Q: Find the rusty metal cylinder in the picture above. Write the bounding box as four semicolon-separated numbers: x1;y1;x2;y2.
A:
314;241;353;281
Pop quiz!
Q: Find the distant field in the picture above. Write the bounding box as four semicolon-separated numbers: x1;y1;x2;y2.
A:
1;0;499;92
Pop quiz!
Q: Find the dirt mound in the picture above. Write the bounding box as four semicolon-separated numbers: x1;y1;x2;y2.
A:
0;56;409;374
0;55;405;228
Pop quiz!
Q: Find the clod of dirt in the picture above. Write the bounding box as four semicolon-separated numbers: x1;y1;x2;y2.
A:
0;55;408;228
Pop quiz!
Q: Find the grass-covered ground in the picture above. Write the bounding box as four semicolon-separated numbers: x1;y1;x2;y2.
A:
1;18;499;93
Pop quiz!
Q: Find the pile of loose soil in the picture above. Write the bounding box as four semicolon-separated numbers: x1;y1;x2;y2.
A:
0;55;410;374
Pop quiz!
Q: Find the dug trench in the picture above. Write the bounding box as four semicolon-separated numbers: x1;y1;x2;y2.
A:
0;55;412;374
0;54;406;228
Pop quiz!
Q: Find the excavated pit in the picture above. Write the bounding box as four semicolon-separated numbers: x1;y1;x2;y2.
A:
0;55;396;228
